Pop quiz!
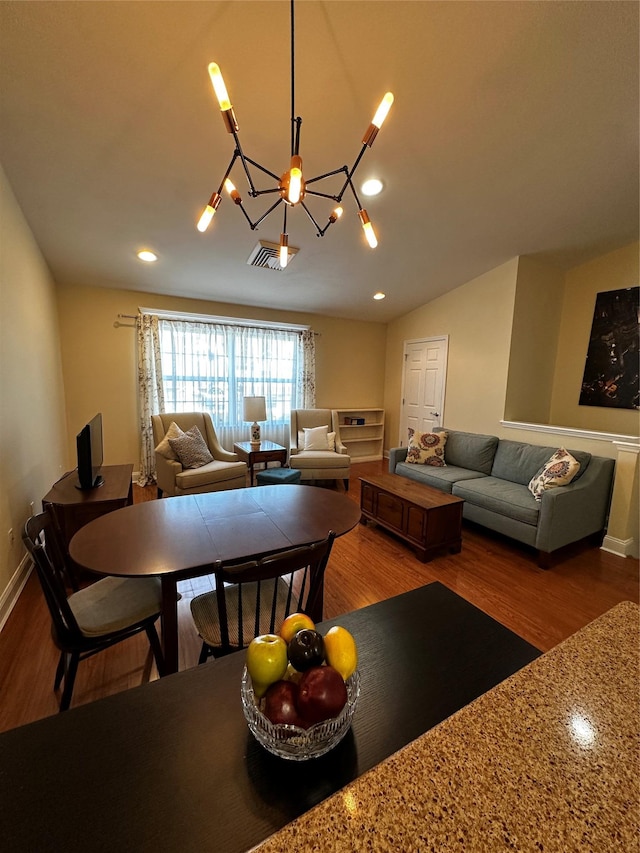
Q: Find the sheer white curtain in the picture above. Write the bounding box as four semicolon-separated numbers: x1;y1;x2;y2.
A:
137;313;315;483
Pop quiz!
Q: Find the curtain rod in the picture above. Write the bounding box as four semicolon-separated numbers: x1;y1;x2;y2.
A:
114;312;320;334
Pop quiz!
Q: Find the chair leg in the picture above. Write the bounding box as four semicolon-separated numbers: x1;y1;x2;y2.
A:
344;478;349;491
54;651;66;691
59;653;80;712
145;623;165;677
198;642;212;665
157;487;163;499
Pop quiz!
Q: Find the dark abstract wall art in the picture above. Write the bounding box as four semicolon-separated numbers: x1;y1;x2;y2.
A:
579;286;639;410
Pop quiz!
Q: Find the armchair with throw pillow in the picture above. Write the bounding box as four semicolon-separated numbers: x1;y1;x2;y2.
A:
152;412;247;497
289;409;351;490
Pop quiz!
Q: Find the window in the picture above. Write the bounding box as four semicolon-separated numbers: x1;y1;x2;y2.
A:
136;312;315;484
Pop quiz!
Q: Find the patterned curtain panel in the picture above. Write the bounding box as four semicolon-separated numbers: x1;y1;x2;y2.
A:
136;314;165;485
300;329;316;408
137;317;316;468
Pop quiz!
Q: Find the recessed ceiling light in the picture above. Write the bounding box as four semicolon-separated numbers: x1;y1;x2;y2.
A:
361;178;384;197
137;250;158;262
373;292;386;300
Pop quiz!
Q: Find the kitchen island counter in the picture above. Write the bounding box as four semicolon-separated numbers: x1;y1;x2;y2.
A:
252;601;639;852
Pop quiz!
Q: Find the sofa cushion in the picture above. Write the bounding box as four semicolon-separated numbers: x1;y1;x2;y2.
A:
406;429;447;466
169;425;214;469
452;477;541;526
175;459;246;489
491;440;591;485
434;428;498;475
395;461;487;494
528;448;580;501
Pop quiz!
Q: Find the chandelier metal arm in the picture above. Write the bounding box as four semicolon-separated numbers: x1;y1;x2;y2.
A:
298;200;326;236
251;197;285;230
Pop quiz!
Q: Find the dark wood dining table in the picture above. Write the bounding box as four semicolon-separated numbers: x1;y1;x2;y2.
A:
0;583;541;853
69;485;362;674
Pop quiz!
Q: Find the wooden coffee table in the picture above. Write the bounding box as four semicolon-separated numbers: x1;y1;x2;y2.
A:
360;472;464;561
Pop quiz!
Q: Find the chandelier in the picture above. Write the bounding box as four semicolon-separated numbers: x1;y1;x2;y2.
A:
196;0;394;268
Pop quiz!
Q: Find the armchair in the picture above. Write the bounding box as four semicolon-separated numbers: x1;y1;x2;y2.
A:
289;409;351;490
152;412;247;497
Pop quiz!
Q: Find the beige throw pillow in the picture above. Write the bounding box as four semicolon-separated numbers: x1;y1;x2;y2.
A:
406;429;448;467
302;425;336;451
168;425;214;469
155;421;184;461
528;448;580;501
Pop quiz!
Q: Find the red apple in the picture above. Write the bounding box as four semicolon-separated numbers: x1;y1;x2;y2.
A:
297;665;348;726
263;680;306;728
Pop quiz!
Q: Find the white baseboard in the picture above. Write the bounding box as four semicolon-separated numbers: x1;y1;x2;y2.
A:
0;554;32;632
601;535;638;559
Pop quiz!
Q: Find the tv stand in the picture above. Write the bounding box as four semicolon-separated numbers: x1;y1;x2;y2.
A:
43;464;133;549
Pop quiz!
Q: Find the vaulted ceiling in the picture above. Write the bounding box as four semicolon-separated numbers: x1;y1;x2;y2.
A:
0;1;637;322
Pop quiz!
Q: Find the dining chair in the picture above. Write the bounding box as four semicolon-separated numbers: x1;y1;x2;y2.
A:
190;531;336;664
23;510;165;711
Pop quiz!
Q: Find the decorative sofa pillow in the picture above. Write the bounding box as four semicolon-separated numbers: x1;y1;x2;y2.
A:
406;429;448;466
168;425;214;469
300;426;336;451
155;421;184;461
528;448;580;501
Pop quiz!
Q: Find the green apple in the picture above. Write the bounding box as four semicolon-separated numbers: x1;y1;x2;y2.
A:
246;634;288;698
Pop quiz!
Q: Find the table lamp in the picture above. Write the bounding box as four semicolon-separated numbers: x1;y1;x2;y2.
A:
243;396;267;447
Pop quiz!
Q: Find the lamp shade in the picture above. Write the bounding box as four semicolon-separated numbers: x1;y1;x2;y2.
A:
243;396;267;423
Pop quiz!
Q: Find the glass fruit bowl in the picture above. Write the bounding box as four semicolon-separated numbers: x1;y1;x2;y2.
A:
241;666;360;760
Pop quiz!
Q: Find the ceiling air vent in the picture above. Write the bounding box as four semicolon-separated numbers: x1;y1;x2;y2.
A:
246;240;299;271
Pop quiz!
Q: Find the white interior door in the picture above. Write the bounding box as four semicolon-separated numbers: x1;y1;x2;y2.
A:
399;336;448;445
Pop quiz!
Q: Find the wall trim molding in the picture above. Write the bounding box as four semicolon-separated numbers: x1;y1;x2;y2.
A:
500;420;639;444
0;554;31;633
601;535;637;559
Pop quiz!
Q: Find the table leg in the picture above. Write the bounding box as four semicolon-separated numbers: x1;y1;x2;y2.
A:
160;576;180;675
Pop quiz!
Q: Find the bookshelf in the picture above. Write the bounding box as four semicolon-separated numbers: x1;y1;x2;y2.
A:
332;408;385;463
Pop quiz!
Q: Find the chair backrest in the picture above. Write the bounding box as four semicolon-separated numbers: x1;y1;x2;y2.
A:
290;409;333;450
152;411;226;459
23;511;83;646
215;531;336;652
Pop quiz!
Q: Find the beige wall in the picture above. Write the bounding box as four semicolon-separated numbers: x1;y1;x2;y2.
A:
384;258;520;448
0;166;67;616
504;256;565;423
549;242;640;436
56;283;387;470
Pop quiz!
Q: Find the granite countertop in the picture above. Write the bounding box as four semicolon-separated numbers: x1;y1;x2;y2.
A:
251;601;639;852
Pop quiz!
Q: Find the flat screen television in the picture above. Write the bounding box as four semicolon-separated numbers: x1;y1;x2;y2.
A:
76;413;104;490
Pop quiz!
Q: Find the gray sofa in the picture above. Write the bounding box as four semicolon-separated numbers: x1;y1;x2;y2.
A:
389;429;615;566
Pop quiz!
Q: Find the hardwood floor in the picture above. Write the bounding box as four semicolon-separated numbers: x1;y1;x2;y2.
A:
0;460;637;733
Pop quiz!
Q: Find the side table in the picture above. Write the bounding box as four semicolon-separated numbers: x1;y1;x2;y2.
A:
233;440;287;486
42;463;134;549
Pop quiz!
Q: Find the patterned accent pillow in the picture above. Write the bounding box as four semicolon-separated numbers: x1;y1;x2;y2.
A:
168;425;214;469
155;421;184;461
528;448;580;501
406;429;448;466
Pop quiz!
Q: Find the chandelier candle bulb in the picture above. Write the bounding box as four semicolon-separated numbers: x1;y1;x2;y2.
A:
358;209;378;248
197;192;222;232
224;178;242;204
329;206;343;224
362;92;394;147
208;63;231;111
279;234;289;268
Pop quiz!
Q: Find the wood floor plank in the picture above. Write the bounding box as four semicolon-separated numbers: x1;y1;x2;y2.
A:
0;460;637;732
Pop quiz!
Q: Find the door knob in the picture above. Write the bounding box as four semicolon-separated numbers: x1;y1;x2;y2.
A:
432;412;440;417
